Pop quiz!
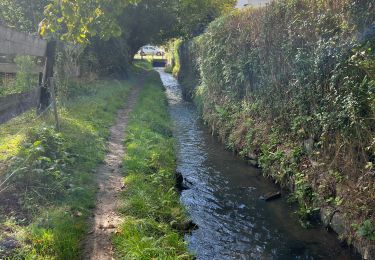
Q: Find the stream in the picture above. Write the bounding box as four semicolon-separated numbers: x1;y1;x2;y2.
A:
155;68;359;260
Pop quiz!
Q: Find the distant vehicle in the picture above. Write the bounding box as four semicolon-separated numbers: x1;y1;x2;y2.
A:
138;45;165;56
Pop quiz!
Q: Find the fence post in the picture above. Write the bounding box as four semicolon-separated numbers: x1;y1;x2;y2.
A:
48;77;60;131
38;40;56;114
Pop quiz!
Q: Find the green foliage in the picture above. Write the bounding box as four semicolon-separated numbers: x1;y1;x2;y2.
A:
55;44;86;99
183;0;375;237
172;40;201;100
0;0;234;79
0;56;38;97
177;0;236;38
12;210;88;259
133;60;155;72
8;125;74;206
76;0;235;77
42;0;138;43
0;0;48;32
195;1;374;145
290;172;318;226
165;39;183;76
114;218;191;259
353;220;375;241
115;0;235;59
114;71;191;259
77;0;177;76
119;0;178;58
0;79;133;258
83;36;132;76
14;56;38;91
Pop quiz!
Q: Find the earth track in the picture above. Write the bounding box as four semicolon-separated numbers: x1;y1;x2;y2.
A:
83;85;141;260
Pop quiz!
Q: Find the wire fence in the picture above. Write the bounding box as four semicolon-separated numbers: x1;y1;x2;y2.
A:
0;102;53;136
0;72;12;84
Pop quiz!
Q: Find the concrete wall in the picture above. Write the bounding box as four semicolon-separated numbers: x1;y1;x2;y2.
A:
0;25;47;57
0;88;38;124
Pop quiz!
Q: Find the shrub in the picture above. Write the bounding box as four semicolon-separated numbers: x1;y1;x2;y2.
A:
182;0;375;246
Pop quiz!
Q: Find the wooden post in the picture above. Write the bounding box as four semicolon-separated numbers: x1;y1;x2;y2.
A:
38;40;56;113
38;72;43;88
48;77;60;131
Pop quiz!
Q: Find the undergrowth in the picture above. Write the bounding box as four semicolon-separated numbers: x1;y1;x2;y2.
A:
0;56;38;97
113;71;192;259
0;79;133;259
177;0;375;254
165;39;182;76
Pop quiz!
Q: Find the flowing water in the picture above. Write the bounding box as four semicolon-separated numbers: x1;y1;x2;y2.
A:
155;68;359;260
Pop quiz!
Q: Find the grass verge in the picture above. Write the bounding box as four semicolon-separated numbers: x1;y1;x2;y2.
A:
113;71;192;259
0;79;133;259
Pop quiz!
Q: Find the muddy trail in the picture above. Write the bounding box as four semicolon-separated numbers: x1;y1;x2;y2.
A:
83;85;141;260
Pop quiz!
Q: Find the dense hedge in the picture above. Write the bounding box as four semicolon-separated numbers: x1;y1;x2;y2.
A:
181;0;375;255
177;41;200;100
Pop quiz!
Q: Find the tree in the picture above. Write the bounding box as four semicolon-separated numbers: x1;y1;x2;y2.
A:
80;0;235;76
42;0;139;43
1;0;236;78
177;0;236;38
115;0;236;58
0;0;48;33
119;0;179;59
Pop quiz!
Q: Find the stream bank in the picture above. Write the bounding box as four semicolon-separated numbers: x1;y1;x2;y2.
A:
169;2;375;257
156;68;361;259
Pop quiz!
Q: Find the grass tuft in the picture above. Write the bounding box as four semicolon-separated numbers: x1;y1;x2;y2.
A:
0;79;133;259
113;71;192;259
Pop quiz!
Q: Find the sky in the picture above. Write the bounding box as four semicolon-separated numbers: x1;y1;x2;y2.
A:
236;0;272;7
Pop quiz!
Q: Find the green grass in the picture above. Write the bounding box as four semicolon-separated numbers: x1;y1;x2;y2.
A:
132;60;155;72
0;79;134;259
113;71;192;259
0;68;192;259
133;54;166;61
0;84;37;97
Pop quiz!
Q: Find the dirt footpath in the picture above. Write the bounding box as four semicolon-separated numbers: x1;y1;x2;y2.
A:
83;86;140;260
